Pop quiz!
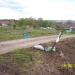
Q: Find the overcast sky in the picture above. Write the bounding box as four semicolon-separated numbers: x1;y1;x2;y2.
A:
0;0;75;20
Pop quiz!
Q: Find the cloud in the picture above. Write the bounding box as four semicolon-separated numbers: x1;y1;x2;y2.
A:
15;0;75;20
0;7;23;19
0;0;23;12
0;0;75;20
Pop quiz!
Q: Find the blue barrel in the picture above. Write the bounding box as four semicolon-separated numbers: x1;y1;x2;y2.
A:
24;32;30;39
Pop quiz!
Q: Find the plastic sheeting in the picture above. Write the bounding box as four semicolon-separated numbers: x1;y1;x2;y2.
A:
33;45;56;52
33;45;45;50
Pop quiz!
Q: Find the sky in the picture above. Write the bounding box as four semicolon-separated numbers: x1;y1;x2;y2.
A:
0;0;75;20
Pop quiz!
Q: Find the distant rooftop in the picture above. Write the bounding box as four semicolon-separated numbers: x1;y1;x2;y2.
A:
0;19;17;26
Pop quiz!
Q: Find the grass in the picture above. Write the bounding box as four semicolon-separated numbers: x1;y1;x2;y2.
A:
0;27;58;41
0;48;44;73
0;48;47;75
0;48;42;64
0;26;75;41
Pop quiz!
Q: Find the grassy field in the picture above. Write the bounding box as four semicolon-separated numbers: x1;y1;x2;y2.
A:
0;27;58;41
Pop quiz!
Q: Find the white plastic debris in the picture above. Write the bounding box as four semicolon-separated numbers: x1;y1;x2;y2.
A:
52;47;56;52
33;45;44;50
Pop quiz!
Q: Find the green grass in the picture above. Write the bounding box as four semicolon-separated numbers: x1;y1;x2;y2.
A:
0;27;58;41
0;48;43;66
29;29;58;37
0;27;75;42
0;48;47;74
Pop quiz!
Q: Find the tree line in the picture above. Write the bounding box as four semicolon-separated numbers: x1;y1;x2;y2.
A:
14;17;67;30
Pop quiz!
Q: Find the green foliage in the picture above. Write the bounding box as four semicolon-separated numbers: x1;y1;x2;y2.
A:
15;17;63;29
0;49;33;64
13;24;16;29
16;17;38;28
16;18;25;27
14;52;32;64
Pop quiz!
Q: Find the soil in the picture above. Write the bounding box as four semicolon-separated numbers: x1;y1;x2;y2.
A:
0;37;75;75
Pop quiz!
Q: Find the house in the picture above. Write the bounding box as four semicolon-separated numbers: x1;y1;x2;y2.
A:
0;19;16;27
64;21;75;32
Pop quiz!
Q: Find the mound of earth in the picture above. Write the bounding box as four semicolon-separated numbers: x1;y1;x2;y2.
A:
0;37;75;75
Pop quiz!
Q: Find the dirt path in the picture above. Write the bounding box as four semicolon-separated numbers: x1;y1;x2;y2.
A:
0;35;75;54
